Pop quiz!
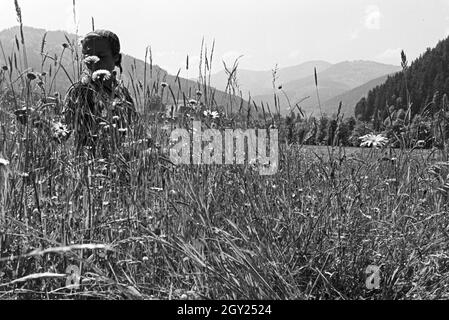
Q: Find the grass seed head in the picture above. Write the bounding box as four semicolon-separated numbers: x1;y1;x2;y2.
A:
27;72;37;81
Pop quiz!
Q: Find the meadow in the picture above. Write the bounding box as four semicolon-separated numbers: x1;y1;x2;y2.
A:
1;2;449;300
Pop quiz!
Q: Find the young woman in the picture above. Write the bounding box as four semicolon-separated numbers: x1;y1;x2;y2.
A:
63;29;137;154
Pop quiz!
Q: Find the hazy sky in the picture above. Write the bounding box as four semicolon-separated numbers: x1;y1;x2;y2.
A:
1;0;449;75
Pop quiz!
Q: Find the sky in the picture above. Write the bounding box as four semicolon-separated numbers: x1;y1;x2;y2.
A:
1;0;449;75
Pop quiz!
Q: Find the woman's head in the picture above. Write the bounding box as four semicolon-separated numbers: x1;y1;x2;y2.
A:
81;30;122;73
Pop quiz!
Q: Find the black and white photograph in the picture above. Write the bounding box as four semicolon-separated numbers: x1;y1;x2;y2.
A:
0;0;449;304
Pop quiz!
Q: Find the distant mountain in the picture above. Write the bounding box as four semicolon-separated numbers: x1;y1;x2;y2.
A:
322;73;398;117
0;26;243;111
252;60;401;116
208;60;332;97
313;60;401;89
253;77;351;116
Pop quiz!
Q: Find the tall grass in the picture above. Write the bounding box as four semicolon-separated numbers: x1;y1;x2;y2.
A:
1;1;449;300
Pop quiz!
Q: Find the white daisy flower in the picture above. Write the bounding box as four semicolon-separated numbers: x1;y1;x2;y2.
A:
0;158;10;166
211;111;220;119
359;134;389;148
203;110;220;119
51;121;69;139
92;69;111;82
84;55;100;66
416;140;426;148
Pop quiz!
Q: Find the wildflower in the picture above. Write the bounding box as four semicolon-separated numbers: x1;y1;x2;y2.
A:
112;116;120;121
359;134;388;148
81;74;91;85
189;99;198;106
51;121;70;140
92;69;112;82
84;55;100;66
17;172;29;178
161;82;168;88
416;140;426;149
27;72;37;81
1;66;7;71
62;43;70;49
118;128;128;133
203;110;220;119
196;90;202;97
0;158;10;166
142;256;149;262
211;111;220;119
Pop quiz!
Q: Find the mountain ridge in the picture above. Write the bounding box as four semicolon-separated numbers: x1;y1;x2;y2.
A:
322;73;398;117
251;60;401;116
208;60;332;97
207;58;400;116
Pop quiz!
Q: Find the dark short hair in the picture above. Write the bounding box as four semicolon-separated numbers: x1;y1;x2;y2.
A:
82;29;121;55
82;29;123;72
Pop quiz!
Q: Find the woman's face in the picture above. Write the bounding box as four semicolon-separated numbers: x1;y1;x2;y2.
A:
82;38;119;73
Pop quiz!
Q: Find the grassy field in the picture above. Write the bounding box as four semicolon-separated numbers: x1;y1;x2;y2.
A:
1;126;449;300
1;2;449;300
